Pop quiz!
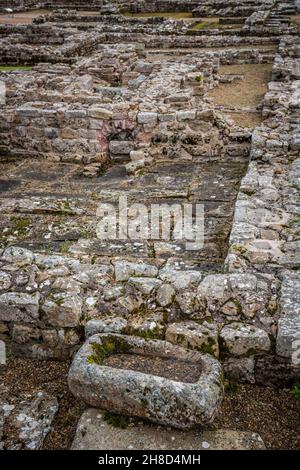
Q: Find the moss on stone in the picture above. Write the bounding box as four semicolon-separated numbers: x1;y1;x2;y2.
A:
123;11;192;19
197;336;218;356
14;217;30;234
59;240;71;253
231;244;247;255
0;65;33;72
102;411;131;429
124;325;164;340
267;300;277;315
242;188;256;196
191;20;219;31
233;299;243;316
87;336;132;365
290;216;300;229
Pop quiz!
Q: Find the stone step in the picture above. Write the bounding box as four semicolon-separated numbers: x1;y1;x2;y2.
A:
72;408;266;450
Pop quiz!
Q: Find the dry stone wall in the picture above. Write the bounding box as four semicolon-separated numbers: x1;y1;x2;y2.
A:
0;0;299;386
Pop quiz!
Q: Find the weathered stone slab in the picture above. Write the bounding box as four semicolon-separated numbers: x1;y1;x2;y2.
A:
114;261;158;282
0;292;40;323
85;318;127;338
72;409;265;450
42;292;82;328
0;340;6;374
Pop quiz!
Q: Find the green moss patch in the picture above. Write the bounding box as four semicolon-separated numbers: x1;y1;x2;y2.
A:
191;20;219;31
87;336;132;365
102;411;131;429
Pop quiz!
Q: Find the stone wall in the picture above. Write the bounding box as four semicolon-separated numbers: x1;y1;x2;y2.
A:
0;25;107;65
0;1;299;386
0;47;216;163
224;35;300;383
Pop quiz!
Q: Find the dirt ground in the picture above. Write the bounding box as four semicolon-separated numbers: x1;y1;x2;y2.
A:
291;15;300;27
214;381;300;450
209;63;273;109
123;11;193;19
103;353;202;383
225;112;263;128
208;63;273;128
0;10;50;25
1;357;299;450
1;357;84;450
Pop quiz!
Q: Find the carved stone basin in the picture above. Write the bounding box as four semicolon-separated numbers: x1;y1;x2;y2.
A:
68;334;223;429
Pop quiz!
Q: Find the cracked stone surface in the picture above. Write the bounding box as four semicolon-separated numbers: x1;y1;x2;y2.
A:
71;408;266;450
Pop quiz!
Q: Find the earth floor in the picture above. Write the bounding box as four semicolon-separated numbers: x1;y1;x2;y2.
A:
1;357;299;450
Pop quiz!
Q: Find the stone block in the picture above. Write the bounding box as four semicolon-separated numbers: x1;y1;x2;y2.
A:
220;323;271;356
72;409;265;450
166;321;219;357
114;261;158;282
0;292;40;323
109;140;134;155
137;112;158;125
42;293;82;328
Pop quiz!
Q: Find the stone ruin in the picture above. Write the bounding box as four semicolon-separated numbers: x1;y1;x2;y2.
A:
0;0;299;450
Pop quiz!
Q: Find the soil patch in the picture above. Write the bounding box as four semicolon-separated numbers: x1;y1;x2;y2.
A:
225;111;263;128
1;357;84;450
209;63;273;109
103;353;202;383
214;382;300;450
291;15;300;27
1;358;299;449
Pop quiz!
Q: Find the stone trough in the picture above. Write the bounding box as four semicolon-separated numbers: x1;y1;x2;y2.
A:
68;334;223;429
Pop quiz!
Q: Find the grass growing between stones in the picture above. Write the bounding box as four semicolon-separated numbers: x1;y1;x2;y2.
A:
191;18;220;30
0;66;33;72
290;385;300;398
123;12;192;19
